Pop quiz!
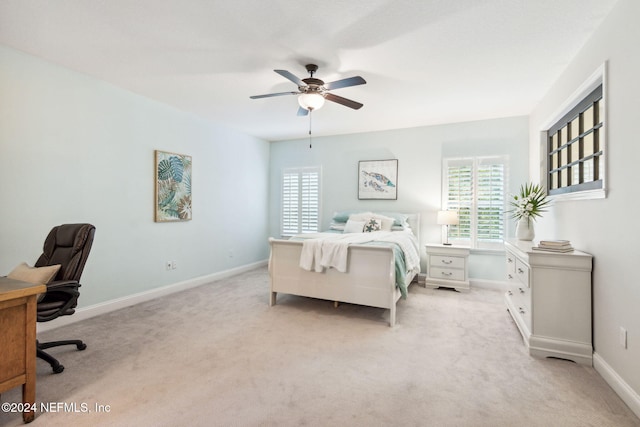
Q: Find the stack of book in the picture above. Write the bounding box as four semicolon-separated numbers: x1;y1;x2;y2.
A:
533;240;574;253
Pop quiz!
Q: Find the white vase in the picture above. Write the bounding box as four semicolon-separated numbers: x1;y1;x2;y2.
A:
516;217;535;241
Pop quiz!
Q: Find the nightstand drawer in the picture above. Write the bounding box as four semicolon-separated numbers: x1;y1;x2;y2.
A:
430;255;465;269
430;267;465;282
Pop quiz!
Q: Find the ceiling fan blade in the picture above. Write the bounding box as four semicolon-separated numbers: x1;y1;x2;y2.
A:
250;91;298;99
325;76;366;90
274;69;305;87
324;93;364;110
297;107;309;116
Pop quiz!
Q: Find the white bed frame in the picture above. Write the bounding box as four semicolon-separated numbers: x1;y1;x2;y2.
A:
268;214;420;327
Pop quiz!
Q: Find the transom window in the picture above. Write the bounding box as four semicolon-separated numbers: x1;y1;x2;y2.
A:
547;84;604;196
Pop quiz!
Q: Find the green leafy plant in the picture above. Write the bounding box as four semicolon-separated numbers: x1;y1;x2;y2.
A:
508;183;550;223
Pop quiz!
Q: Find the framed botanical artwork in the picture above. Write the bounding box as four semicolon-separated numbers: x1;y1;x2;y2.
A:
154;150;192;222
358;159;398;200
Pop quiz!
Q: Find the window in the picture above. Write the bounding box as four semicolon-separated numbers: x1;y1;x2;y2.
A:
543;64;606;200
547;84;603;196
281;167;321;236
443;156;507;250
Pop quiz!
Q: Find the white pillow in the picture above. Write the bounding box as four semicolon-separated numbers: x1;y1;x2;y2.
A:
372;214;394;231
344;220;366;233
348;212;375;222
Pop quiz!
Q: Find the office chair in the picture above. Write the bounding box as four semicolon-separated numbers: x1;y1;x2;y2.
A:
35;223;95;373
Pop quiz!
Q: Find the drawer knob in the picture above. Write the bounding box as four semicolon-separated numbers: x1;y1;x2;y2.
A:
517;268;524;274
441;259;453;265
508;274;513;279
519;288;525;294
507;290;513;296
507;258;514;263
518;307;525;314
441;272;453;276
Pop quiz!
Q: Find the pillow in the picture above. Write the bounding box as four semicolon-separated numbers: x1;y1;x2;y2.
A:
372;214;394;231
348;212;375;222
332;211;353;223
344;220;366;233
378;212;410;228
7;262;61;286
363;218;382;232
329;222;346;231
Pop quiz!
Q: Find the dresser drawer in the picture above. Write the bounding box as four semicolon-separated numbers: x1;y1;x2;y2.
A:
510;284;531;309
515;258;530;287
507;285;532;331
431;255;465;269
430;267;465;282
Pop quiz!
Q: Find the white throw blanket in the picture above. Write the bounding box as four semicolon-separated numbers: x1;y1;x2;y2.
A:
298;231;420;274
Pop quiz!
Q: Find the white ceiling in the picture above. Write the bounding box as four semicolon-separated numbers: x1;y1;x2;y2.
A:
0;0;618;141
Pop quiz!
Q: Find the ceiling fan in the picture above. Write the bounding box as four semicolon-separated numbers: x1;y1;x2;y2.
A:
250;64;366;116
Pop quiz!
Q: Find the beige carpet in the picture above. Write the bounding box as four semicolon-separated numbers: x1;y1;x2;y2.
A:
1;266;638;427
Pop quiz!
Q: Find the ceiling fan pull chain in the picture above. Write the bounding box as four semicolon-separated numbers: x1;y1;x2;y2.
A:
308;109;313;148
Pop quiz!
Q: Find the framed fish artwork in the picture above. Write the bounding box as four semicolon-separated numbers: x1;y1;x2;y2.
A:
358;159;398;200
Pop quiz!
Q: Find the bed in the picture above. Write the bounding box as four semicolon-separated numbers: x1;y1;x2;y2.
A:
268;212;421;326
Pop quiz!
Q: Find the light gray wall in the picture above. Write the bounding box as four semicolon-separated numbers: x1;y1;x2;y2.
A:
529;0;640;400
269;116;529;279
0;46;270;307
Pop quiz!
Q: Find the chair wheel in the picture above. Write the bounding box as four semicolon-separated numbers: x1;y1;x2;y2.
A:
77;343;87;351
53;364;65;374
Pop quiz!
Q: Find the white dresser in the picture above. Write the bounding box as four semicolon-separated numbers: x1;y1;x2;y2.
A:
425;244;470;291
504;239;593;365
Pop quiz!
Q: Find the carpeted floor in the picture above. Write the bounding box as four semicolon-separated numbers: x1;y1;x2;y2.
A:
1;266;638;427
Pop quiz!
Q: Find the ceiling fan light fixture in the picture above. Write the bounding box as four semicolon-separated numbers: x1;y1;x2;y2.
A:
298;92;325;111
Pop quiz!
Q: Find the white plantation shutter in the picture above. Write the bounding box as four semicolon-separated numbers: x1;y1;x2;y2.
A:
476;160;505;243
282;167;321;235
444;157;507;249
281;173;299;235
446;160;473;240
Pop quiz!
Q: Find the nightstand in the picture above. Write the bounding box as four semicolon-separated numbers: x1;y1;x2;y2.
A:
425;244;470;291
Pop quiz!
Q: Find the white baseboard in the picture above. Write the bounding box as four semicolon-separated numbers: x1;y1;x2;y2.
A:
593;352;640;419
37;259;268;333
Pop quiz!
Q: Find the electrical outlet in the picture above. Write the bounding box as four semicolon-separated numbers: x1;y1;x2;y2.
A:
171;260;177;270
619;327;627;349
165;261;172;271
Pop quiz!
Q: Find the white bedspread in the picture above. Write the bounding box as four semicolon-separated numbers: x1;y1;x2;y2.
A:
298;231;420;275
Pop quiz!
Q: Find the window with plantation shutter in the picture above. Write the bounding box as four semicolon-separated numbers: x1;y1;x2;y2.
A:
281;167;321;236
443;157;507;250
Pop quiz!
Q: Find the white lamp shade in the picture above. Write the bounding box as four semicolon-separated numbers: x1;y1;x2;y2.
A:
298;93;325;111
437;210;459;225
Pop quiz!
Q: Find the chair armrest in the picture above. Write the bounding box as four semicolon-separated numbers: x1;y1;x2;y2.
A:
47;280;81;290
38;281;82;322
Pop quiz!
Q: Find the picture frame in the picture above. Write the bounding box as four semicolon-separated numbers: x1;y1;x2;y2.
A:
154;150;192;222
358;159;398;200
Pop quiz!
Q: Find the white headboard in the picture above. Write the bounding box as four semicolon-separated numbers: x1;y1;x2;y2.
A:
405;213;420;240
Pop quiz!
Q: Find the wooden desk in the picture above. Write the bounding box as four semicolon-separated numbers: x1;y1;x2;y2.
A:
0;277;46;423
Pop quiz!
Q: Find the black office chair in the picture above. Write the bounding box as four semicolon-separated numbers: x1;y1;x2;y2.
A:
35;223;95;373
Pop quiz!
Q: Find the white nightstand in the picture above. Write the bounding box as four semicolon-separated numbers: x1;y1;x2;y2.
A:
425;244;470;291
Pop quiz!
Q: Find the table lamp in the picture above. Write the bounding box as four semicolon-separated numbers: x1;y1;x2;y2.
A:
437;210;459;245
